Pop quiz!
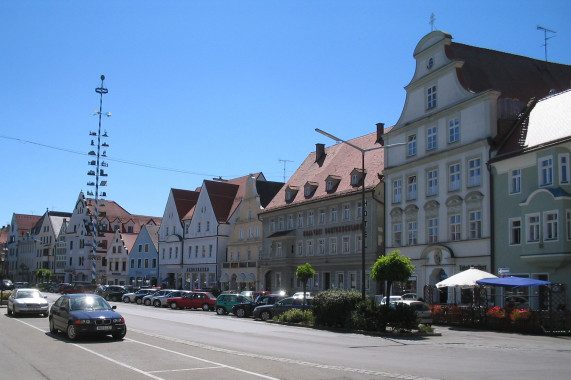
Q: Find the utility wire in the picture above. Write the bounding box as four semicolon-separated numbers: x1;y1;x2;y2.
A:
0;134;221;178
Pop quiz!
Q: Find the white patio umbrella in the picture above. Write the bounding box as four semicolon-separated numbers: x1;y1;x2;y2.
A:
436;267;497;288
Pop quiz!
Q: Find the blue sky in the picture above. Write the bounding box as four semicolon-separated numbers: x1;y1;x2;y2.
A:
2;1;570;226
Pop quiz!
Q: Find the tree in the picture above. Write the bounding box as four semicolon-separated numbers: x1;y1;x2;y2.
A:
370;250;414;303
296;263;315;309
36;269;52;283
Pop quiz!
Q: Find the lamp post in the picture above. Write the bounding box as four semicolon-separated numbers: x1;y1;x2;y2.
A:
315;128;403;300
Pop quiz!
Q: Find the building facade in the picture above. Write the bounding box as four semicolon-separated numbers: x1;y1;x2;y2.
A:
128;224;160;287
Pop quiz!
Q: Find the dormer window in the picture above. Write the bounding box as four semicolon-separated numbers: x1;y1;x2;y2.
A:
285;186;299;203
350;168;365;187
325;175;341;193
304;182;318;198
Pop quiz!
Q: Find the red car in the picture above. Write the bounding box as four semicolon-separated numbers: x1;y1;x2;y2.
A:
167;291;216;311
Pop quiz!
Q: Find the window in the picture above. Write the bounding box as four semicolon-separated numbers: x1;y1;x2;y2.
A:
509;218;521;245
308;210;314;226
206;221;210;231
427;126;437;150
356;202;363;219
197;223;200;233
276;242;283;256
297;213;304;228
329;238;337;254
428;218;438;243
468;158;481;187
342;236;350;253
343;204;351;220
393;179;402;203
510;169;521;194
449;163;461;191
331;207;338;223
427;85;437;109
407;175;417;200
288;215;294;229
326;180;334;191
539;157;553;186
407;221;417;245
527;214;540;243
469;210;482;239
270;219;275;232
318;239;325;255
239;229;244;240
337;272;345;289
393;222;402;246
427;169;438;196
355;234;362;252
448;118;460;143
450;214;461;241
306;240;314;256
279;217;285;230
407;134;417;157
544;211;558;241
319;210;326;224
559;154;569;184
567;210;571;240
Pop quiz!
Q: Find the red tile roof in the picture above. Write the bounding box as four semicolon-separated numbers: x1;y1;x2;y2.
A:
202;180;240;223
13;214;42;237
171;188;200;221
265;132;385;211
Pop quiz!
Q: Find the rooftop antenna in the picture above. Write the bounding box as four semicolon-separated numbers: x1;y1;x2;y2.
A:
278;159;293;183
537;25;556;62
429;13;436;32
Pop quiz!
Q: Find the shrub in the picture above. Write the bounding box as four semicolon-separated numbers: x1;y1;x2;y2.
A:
277;309;315;325
347;300;419;332
311;289;362;328
346;299;383;331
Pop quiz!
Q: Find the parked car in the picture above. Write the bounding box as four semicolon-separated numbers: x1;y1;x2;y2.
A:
142;289;175;306
391;300;433;325
49;294;126;341
122;288;158;303
215;293;252;315
253;296;312;321
375;295;404;305
14;281;30;289
102;285;128;302
292;292;312;299
62;282;92;294
401;293;417;300
168;291;217;311
7;288;49;317
231;293;287;318
0;279;14;291
153;290;190;307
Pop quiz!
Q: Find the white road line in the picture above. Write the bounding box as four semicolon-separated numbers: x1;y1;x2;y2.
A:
126;337;281;380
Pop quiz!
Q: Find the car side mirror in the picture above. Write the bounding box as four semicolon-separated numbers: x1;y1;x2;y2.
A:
112;305;117;310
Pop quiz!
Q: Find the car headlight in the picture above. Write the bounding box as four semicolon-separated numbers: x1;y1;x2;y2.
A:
112;318;125;323
74;319;92;324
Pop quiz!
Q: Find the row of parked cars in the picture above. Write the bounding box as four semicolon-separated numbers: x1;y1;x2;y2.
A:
113;286;313;321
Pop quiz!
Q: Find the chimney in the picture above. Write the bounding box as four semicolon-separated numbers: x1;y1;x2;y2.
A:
376;123;385;145
315;143;325;162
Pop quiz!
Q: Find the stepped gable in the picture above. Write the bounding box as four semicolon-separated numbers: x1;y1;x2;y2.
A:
265;132;385;211
171;188;200;221
446;42;571;101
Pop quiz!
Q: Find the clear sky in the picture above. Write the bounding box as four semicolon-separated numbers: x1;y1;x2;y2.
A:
2;0;570;227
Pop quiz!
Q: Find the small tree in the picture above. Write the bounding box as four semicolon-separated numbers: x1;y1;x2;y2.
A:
296;263;315;309
370;250;414;303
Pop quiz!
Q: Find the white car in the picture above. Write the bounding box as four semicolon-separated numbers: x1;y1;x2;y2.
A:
122;288;158;303
392;300;433;325
142;289;176;306
375;295;403;305
7;288;49;317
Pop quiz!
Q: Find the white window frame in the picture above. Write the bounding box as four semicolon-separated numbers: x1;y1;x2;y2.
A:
337;272;345;289
296;241;303;256
276;242;282;257
407;134;417;157
449;163;461;191
450;214;461;241
509;218;521;245
407;221;417;245
355;234;362;253
297;213;304;228
559;153;569;184
526;213;540;243
319;209;326;224
306;240;314;256
329;237;337;255
427;169;438;196
393;179;402;203
469;210;482;239
539;156;553;187
407;175;417;201
331;207;338;223
318;238;326;255
448;118;460;143
544;210;558;241
428;218;438;243
307;210;314;226
393;222;402;246
427;126;438;150
468;158;482;187
343;204;351;220
342;236;350;254
427;85;437;109
510;168;521;194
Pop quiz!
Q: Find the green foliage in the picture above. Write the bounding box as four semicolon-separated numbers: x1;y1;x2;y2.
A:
296;263;316;282
346;300;419;332
311;289;362;328
277;309;315;325
370;250;414;300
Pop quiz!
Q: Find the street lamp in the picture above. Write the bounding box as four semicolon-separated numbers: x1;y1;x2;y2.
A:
315;128;404;300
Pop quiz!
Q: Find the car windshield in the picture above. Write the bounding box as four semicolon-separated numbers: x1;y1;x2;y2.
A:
71;297;110;311
16;290;41;299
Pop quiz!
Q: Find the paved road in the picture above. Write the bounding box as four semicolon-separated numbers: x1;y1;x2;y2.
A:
1;293;569;380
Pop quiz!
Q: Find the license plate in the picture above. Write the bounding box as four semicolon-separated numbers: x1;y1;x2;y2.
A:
96;326;112;331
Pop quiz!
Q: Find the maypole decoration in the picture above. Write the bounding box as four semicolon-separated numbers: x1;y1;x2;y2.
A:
88;75;110;283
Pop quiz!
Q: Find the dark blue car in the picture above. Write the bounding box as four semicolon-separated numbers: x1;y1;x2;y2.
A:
49;294;126;341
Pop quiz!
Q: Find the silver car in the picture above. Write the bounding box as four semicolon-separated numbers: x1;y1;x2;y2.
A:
8;288;49;317
152;290;190;307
